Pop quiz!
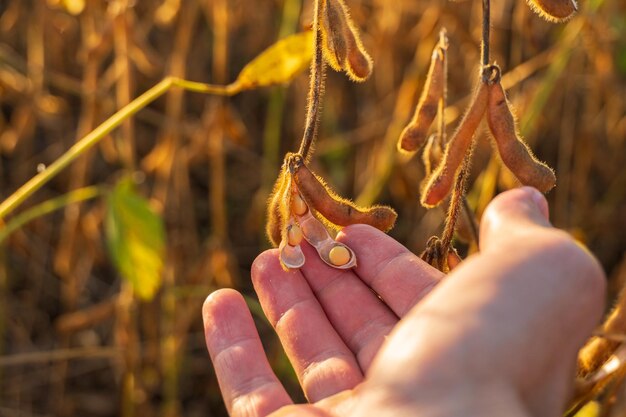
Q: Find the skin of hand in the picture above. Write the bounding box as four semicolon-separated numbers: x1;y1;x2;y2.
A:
202;187;606;417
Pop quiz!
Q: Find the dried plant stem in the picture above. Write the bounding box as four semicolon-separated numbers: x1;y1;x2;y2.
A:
441;154;472;255
437;29;448;148
482;0;491;69
297;0;326;161
0;346;119;367
113;0;135;170
434;28;476;256
209;0;229;242
461;196;480;245
0;77;238;220
0;248;5;386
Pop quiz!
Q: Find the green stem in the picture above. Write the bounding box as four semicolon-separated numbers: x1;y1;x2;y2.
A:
0;186;102;245
0;77;239;220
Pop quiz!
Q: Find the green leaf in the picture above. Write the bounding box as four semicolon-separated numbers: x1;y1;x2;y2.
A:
105;179;165;301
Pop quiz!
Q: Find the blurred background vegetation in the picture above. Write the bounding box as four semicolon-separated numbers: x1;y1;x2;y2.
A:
0;0;624;416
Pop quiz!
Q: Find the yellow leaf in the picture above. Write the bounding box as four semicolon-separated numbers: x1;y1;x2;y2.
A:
105;179;165;301
62;0;85;15
572;401;601;417
235;31;313;91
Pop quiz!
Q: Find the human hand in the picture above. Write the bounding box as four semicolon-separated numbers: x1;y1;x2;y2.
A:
202;187;606;417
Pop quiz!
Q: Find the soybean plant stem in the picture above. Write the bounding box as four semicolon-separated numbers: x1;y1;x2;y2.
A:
461;196;480;245
298;0;326;161
482;0;491;68
437;29;448;147
441;154;472;253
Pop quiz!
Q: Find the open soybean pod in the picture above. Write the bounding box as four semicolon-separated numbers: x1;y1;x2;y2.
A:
320;0;372;81
398;33;448;154
297;208;356;269
421;81;489;208
288;154;397;232
266;167;290;247
279;218;306;270
525;0;577;23
486;80;556;193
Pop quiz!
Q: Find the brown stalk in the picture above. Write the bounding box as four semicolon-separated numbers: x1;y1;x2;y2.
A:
423;0;493;268
298;0;326;161
112;0;136;170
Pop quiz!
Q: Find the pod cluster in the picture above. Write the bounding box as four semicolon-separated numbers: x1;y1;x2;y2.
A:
420;65;556;208
320;0;373;82
267;153;397;271
397;43;557;208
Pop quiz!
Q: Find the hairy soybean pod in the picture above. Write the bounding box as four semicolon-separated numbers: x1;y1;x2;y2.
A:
421;82;489;207
266;169;289;247
398;43;446;153
344;27;373;82
487;81;556;193
422;133;444;178
526;0;577;22
320;0;372;81
321;0;349;71
289;154;397;232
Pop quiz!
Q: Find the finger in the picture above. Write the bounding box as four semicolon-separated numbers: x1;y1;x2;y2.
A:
369;188;605;417
252;251;363;402
269;405;334;417
203;289;292;417
336;224;444;316
299;242;398;370
479;186;551;252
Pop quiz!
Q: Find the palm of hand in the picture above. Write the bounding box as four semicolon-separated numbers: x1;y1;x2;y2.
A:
203;188;605;417
204;224;442;417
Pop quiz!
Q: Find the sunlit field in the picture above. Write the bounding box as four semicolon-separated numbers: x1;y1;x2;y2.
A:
0;0;624;416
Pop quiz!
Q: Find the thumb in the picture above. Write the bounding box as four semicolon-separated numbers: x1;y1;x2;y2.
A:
480;186;551;252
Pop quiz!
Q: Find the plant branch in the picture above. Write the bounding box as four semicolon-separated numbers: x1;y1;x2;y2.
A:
482;0;491;68
0;186;102;245
437;28;448;148
441;153;472;255
0;77;238;220
297;0;326;161
461;196;480;246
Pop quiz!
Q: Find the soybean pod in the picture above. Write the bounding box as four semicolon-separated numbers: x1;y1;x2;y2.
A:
421;80;489;207
320;0;372;81
398;35;448;153
486;80;556;193
525;0;577;22
266;167;290;247
288;154;397;231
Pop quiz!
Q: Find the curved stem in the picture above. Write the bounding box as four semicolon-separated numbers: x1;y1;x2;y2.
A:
297;0;325;161
0;77;238;220
0;186;102;245
437;28;448;147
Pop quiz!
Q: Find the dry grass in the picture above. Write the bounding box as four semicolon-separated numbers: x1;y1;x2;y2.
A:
0;0;624;416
